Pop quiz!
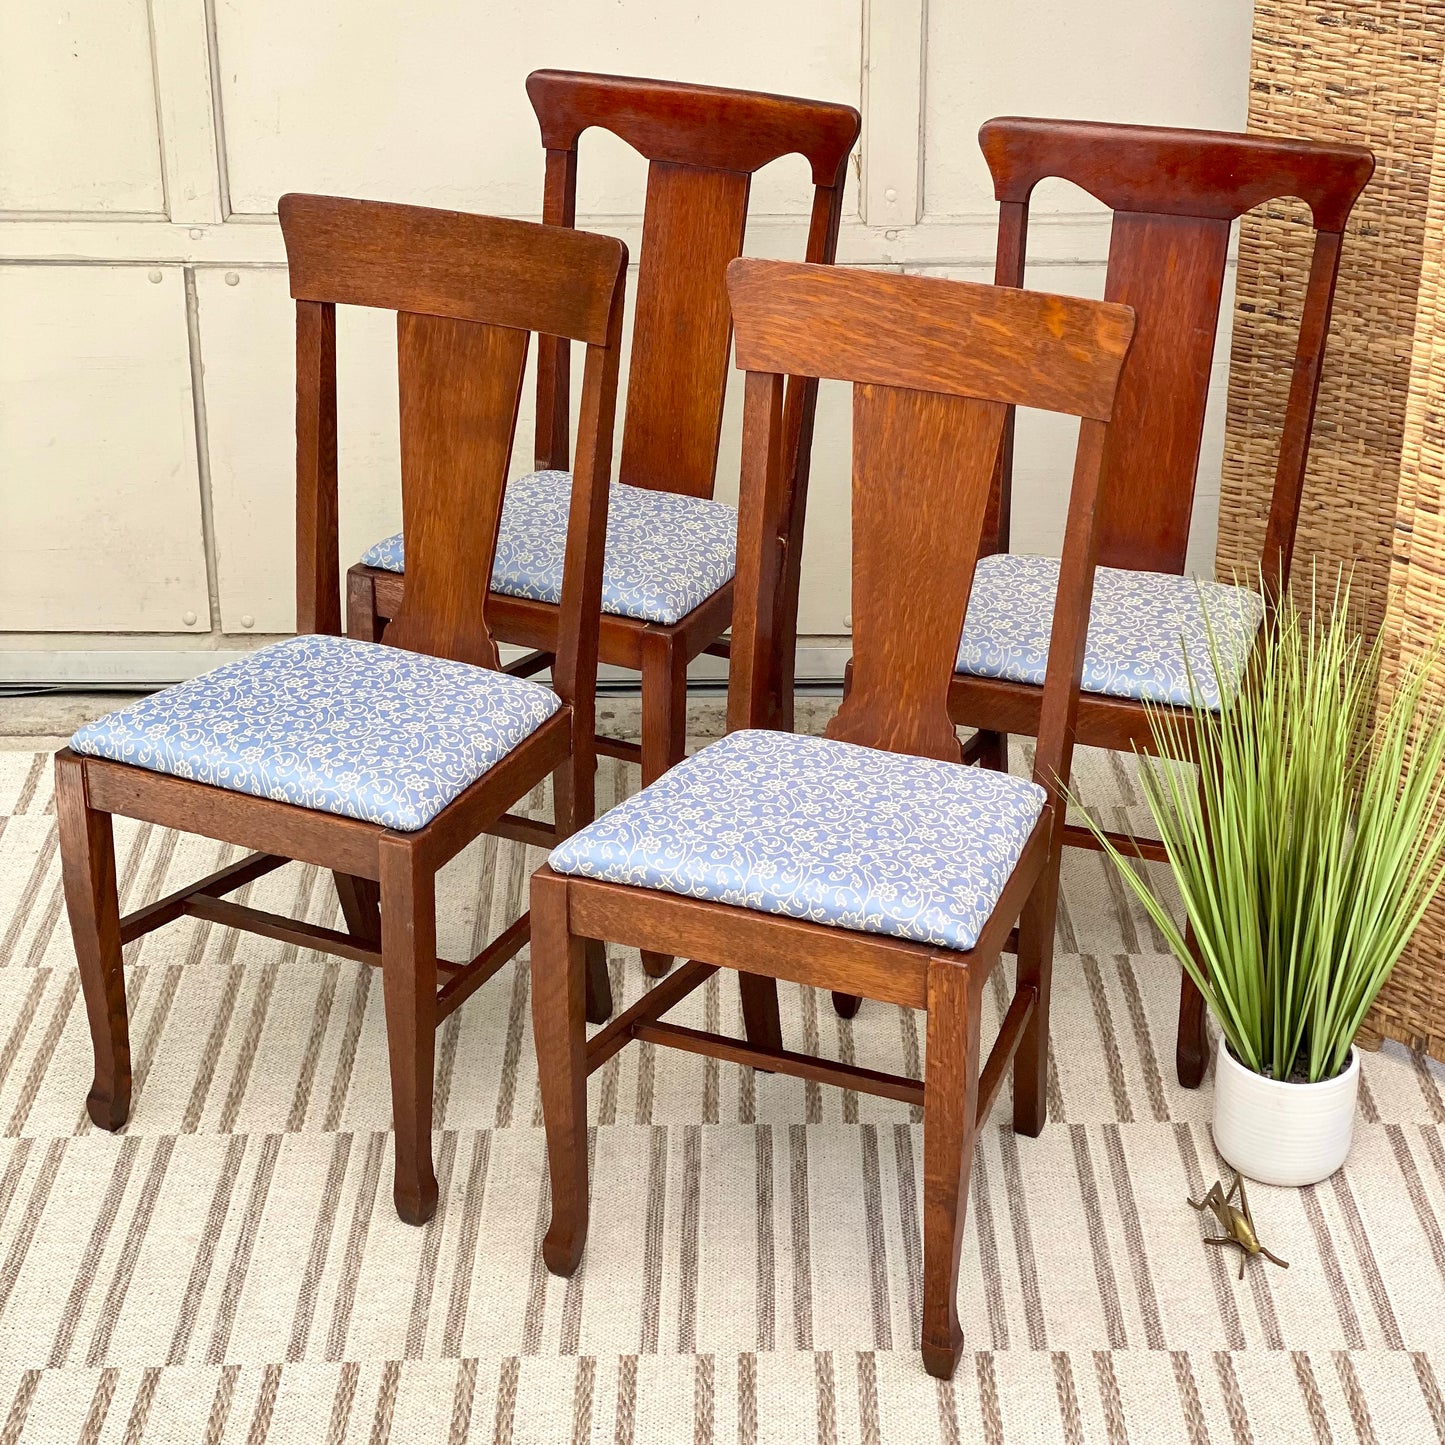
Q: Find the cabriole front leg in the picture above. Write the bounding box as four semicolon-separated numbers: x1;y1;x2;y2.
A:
921;957;981;1379
55;752;131;1132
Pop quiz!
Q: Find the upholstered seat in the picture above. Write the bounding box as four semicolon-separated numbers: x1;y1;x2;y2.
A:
361;469;737;627
549;728;1045;952
955;554;1264;709
69;634;561;831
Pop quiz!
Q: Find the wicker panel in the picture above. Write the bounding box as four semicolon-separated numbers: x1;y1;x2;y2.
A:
1368;58;1445;1058
1220;2;1445;1054
1216;1;1444;640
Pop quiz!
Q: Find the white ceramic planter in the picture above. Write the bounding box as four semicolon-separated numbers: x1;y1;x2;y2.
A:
1211;1038;1360;1187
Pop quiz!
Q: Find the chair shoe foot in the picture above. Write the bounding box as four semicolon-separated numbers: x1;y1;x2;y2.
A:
1176;1041;1208;1090
1012;1103;1046;1139
86;1086;129;1133
921;1333;963;1380
543;1223;585;1277
393;1172;438;1226
640;950;672;979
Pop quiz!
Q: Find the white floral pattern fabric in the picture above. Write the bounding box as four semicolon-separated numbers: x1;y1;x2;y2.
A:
549;729;1046;953
361;469;737;627
955;554;1264;709
69;634;561;832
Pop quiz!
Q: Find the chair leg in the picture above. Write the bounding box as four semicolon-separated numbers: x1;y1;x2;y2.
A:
975;730;1009;773
334;873;381;943
55;753;131;1132
346;567;386;643
1177;765;1213;1088
638;630;687;980
553;752;613;1026
1012;846;1060;1139
378;836;438;1225
831;674;864;1019
738;973;784;1053
532;868;590;1275
921;958;981;1379
1176;948;1210;1089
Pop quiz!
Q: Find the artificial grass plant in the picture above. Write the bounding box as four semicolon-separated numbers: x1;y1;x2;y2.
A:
1076;575;1445;1083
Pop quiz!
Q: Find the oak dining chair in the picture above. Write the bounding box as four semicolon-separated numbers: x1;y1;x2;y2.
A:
56;193;627;1226
839;118;1373;1089
347;72;860;984
529;256;1136;1378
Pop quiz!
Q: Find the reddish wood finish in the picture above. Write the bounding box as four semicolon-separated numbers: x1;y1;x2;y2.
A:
979;118;1372;576
55;751;129;1132
831;385;1006;763
57;195;628;1223
295;300;340;635
386;313;527;669
530;256;1135;1378
620;162;750;499
346;77;861;980
956;118;1372;1086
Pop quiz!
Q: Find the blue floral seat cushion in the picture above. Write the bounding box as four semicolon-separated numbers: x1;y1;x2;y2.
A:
361;469;737;627
549;729;1046;954
69;634;561;832
956;554;1265;709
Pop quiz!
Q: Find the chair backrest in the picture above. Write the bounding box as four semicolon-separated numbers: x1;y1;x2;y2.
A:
279;193;627;712
980;117;1373;591
725;258;1135;799
526;69;860;502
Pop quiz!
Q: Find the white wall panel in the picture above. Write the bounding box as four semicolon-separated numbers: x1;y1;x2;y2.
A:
0;0;165;213
924;0;1253;220
0;266;207;631
214;0;862;218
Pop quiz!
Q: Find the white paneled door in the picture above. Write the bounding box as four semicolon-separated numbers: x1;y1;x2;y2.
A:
0;0;1251;681
0;266;208;632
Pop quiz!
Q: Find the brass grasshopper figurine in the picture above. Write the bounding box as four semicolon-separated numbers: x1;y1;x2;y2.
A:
1189;1173;1289;1279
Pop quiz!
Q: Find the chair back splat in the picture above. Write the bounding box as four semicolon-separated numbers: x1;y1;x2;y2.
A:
280;193;626;701
979;117;1373;588
725;258;1136;793
526;70;859;501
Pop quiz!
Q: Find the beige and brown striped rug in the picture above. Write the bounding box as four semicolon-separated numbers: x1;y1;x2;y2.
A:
2;708;1445;1444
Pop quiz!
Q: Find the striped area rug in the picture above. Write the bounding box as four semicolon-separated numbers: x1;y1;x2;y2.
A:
1;726;1445;1444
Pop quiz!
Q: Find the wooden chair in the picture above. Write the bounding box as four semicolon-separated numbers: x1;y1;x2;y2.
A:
529;257;1135;1378
55;194;627;1226
852;118;1374;1088
346;72;860;983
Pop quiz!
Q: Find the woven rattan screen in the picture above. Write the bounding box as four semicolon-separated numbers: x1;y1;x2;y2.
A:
1217;2;1442;638
1219;2;1445;1054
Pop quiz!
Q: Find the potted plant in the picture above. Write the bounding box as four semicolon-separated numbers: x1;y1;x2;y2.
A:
1079;577;1445;1186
